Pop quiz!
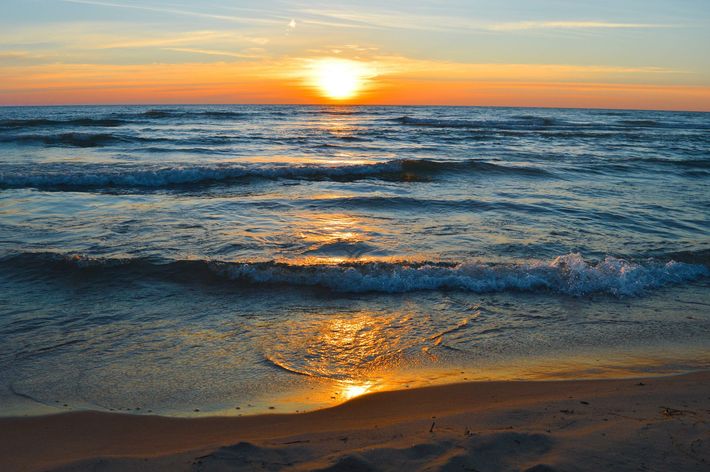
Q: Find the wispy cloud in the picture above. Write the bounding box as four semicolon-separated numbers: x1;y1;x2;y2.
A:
295;8;672;34
96;31;269;50
163;47;262;59
487;21;669;31
61;0;282;25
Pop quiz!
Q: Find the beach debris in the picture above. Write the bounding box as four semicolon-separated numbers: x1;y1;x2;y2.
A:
660;406;696;417
637;382;646;386
559;409;574;415
429;421;436;433
660;407;683;417
580;401;589;405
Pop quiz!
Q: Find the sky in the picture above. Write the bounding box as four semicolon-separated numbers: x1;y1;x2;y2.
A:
1;0;710;110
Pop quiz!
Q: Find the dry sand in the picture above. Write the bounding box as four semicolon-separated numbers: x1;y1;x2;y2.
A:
1;372;708;471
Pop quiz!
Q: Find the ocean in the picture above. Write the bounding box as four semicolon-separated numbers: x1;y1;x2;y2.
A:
0;105;708;416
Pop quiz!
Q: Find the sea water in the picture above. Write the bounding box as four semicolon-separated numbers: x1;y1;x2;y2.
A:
0;105;708;415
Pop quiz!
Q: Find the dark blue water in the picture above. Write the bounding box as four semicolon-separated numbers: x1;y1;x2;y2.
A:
1;105;709;416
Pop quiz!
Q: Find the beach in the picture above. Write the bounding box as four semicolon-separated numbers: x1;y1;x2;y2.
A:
2;371;708;471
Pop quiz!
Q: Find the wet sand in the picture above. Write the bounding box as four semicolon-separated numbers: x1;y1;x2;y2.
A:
1;372;708;471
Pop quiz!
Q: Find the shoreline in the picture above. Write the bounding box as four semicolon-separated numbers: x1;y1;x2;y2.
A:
1;371;708;471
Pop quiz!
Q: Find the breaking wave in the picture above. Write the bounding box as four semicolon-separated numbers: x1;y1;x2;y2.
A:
0;159;552;189
2;252;707;297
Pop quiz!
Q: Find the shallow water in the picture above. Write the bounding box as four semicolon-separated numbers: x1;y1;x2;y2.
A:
0;105;708;416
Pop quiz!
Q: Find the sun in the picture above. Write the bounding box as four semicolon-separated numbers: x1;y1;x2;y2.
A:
310;59;371;100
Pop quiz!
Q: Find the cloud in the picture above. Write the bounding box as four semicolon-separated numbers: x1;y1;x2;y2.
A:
487;21;669;31
293;8;673;34
163;48;263;59
95;31;270;50
60;0;282;25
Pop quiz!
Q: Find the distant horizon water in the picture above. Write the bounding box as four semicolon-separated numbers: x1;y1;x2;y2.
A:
1;104;708;416
2;104;710;113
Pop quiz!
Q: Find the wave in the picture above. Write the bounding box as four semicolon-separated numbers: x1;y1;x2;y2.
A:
664;248;710;267
0;132;128;148
1;252;707;296
141;109;177;118
509;115;558;126
630;157;710;169
394;116;560;129
0;118;127;129
138;109;247;120
0;110;248;131
303;196;549;213
0;161;399;188
617;119;659;127
0;159;552;189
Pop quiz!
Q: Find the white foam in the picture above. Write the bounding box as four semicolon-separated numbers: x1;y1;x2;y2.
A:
211;253;709;296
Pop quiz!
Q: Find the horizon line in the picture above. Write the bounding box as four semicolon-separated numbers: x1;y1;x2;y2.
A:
1;103;708;114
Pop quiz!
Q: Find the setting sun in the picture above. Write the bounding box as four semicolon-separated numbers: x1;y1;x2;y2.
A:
310;59;371;100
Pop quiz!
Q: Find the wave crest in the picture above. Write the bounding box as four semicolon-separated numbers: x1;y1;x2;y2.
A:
140;109;247;119
0;159;551;189
394;115;559;129
213;254;707;296
0;118;126;129
1;132;127;148
3;252;707;296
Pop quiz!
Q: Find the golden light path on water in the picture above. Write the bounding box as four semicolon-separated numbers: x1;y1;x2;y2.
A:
254;294;710;415
267;343;710;416
201;211;710;415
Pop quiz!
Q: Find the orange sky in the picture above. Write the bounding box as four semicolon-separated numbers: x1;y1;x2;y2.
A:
2;59;709;110
2;0;710;110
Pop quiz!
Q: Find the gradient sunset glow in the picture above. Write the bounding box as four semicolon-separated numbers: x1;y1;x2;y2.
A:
1;0;709;110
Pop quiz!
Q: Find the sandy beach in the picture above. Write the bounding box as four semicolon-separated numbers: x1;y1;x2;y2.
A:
1;371;708;471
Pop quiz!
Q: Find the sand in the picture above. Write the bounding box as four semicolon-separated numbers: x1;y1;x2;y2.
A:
1;372;708;471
